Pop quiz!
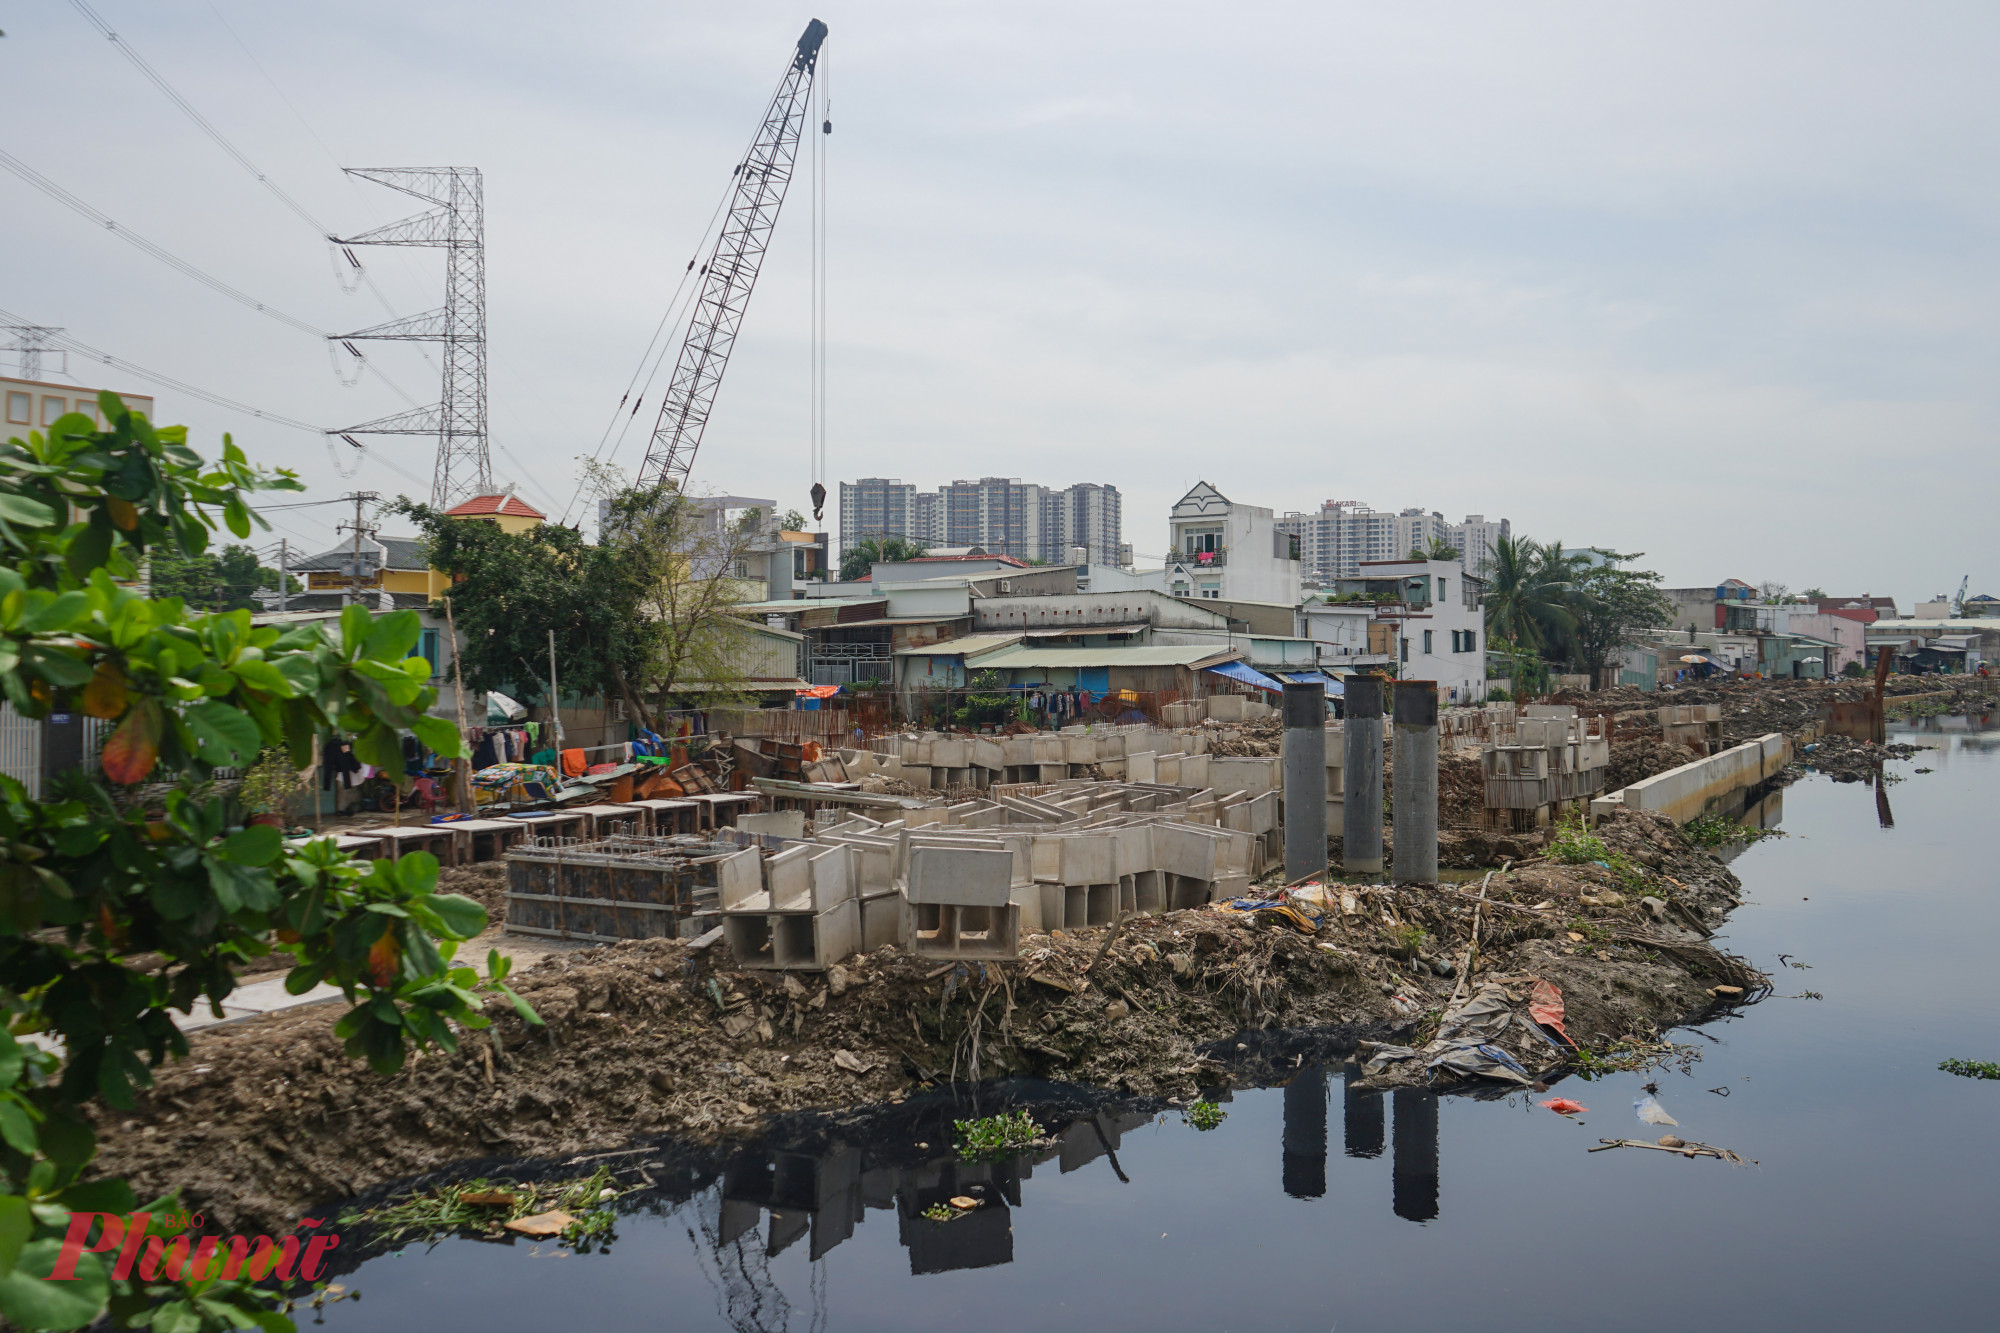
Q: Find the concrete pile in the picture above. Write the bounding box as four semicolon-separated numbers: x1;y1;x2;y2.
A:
1658;703;1723;754
831;722;1221;791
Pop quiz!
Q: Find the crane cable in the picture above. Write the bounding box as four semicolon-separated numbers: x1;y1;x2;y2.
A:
557;93;786;527
808;46;831;523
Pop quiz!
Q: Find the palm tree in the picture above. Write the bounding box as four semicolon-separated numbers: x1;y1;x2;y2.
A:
1480;534;1578;658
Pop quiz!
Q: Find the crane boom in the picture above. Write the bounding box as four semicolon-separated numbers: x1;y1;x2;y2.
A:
638;18;828;491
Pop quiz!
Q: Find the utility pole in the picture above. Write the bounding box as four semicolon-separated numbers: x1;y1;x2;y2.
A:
445;595;474;814
334;491;381;607
547;629;563;757
276;538;289;613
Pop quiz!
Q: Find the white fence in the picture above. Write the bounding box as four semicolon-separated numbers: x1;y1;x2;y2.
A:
0;704;111;799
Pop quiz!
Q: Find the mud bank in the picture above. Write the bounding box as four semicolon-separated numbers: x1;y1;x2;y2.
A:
87;809;1762;1231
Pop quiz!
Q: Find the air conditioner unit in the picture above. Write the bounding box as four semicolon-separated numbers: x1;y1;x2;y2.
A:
996;580;1012;593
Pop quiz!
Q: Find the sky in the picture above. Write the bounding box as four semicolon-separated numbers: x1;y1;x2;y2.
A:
5;1;1997;605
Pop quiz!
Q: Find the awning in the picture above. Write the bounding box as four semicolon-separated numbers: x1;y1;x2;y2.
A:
794;684;843;698
1204;660;1285;693
1274;670;1346;696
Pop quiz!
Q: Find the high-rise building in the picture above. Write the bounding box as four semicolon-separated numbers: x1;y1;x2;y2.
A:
1278;501;1510;581
838;476;1119;565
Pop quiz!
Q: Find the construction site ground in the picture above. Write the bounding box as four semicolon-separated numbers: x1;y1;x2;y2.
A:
91;804;1764;1232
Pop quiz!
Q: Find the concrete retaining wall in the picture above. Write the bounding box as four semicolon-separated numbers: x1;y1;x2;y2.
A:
1603;732;1790;825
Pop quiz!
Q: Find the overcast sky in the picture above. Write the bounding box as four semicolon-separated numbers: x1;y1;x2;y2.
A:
6;1;1997;603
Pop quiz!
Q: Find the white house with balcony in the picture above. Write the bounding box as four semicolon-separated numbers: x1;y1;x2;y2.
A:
1165;482;1302;605
1314;558;1488;704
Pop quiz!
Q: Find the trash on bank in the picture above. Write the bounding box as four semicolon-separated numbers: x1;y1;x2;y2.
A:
504;1210;578;1237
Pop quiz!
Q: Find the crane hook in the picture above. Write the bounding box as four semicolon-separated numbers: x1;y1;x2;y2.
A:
810;482;826;523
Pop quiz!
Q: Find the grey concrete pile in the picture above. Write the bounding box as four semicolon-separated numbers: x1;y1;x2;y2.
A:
831;722;1227;790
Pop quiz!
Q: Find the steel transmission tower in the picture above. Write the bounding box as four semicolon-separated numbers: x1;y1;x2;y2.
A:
638;19;828;491
328;168;492;507
2;326;65;382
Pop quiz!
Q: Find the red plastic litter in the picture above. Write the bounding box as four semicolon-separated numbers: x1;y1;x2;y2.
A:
1540;1098;1589;1115
1530;978;1575;1047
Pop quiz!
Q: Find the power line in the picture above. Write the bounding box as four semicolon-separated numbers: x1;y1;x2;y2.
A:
0;305;433;494
1;146;326;338
67;0;333;236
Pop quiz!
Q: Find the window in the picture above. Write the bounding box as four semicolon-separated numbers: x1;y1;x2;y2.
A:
1400;636;1409;663
4;392;27;425
417;628;441;678
1437;578;1447;602
1422;629;1433;654
1172;582;1189;597
40;395;65;425
1199;583;1221;599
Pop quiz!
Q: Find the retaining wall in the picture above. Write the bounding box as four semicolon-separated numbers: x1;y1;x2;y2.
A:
1600;732;1789;825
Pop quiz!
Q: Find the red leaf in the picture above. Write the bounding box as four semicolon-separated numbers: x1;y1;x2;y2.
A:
101;700;161;785
82;662;128;719
368;928;401;989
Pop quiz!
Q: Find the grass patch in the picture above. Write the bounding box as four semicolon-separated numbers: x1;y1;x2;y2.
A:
1381;924;1428;958
1940;1058;2000;1080
954;1109;1042;1160
1569;1038;1700;1081
1684;813;1786;850
1183;1100;1227;1131
338;1165;626;1250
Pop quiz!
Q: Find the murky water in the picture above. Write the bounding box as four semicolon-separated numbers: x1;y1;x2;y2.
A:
313;718;2000;1332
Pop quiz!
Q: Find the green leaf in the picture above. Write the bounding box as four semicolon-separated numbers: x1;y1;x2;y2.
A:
0;494;58;528
422;892;488;941
408;712;466;759
361;609;422;663
394;851;439;895
0;1032;22;1089
0;1240;108;1330
23;648;93;688
184;701;262;767
0;1100;37;1155
337;603;373;658
62;521;112;584
21;592;88;634
221;822;282;867
52;1178;134;1216
0;1195;29;1276
227;658;295;696
500;982;543;1026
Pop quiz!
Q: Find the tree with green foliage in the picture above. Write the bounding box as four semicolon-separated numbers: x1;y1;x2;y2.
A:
1409;536;1460;561
0;396;535;1330
1479;534;1578;661
838;536;926;583
145;544;297;613
1567;553;1676;683
403;480;763;728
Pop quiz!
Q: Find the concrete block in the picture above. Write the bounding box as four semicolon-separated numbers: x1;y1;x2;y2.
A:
1127;751;1157;784
1167;873;1215;911
1001;736;1035;766
1057;834;1116;885
1032;735;1066;763
1153;823;1222;880
908;846;1012;906
698;848;756;914
1155;754;1182;785
737;810;807;840
970;736;1005;771
1111;823;1153;877
1208;694;1247;722
808;845;855;910
1210;755;1280;798
1063;735;1097;764
1037;764;1068;784
909;902;1020;960
767;897;858;969
1093;732;1127;759
903;737;934;766
765;844;813;910
1179;753;1210;789
1131;868;1166;914
860;890;905;950
928;737;969;768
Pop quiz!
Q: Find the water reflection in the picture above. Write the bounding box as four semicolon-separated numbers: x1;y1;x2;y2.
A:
1281;1070;1327;1199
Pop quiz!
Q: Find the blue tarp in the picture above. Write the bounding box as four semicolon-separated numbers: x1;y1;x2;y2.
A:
1275;670;1346;697
1203;660;1285;693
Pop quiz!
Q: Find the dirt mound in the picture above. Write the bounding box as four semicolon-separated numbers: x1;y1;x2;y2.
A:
1202;717;1283;756
438;862;510;925
1795;735;1924;783
1606;737;1703;790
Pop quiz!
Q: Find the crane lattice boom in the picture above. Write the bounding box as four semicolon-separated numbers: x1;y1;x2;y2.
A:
638;19;827;491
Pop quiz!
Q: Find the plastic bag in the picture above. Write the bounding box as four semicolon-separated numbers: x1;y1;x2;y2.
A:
1540;1097;1589;1115
1634;1095;1679;1126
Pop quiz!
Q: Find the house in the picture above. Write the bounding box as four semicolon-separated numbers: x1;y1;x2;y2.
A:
1814;594;1899;623
1165;482;1302;605
1662;579;1758;633
1324;559;1487;704
1865;618;2000;673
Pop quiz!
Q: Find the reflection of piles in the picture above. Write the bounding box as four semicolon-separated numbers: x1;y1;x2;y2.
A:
711;1109;1155;1277
1343;1067;1385;1159
1391;1089;1439;1223
1283;1069;1327;1199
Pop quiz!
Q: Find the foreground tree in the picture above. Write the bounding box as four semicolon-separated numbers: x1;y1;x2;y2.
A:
1479;534;1578;660
838;535;926;583
0;398;532;1330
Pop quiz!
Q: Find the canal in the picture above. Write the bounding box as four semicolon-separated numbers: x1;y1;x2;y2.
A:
315;716;2000;1331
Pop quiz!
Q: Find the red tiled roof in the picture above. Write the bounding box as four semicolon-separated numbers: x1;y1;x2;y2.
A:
444;493;545;519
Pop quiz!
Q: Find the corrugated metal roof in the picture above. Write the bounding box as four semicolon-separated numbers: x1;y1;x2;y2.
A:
966;644;1239;670
892;633;1024;658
